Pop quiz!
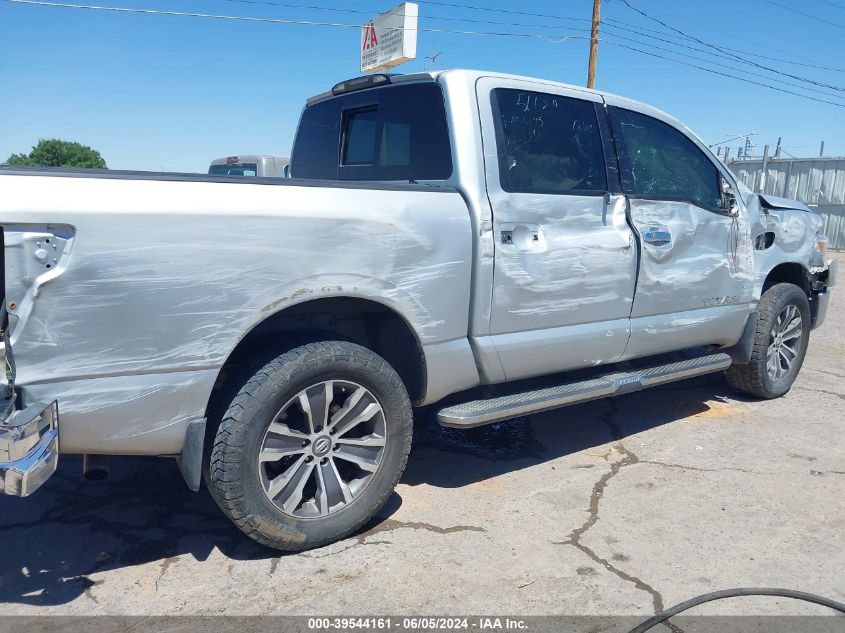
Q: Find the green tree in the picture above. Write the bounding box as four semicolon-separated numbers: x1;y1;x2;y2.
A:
5;139;107;169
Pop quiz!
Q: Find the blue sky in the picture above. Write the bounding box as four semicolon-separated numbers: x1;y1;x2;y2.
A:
2;0;844;172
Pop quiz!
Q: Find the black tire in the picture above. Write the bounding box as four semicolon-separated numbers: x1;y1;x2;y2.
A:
725;283;811;399
204;341;412;551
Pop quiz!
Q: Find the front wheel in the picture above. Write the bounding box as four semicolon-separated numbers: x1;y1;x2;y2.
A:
725;283;811;399
205;341;413;551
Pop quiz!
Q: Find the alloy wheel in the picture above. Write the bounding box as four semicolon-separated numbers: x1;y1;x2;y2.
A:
766;304;803;381
258;380;386;518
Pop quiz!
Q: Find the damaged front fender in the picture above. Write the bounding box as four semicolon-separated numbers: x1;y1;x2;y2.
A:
746;193;835;329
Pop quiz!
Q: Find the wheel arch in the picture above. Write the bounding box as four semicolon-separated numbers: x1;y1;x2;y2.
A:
206;296;427;419
760;261;811;297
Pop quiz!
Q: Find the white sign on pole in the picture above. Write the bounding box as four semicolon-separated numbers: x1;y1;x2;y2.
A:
360;3;418;74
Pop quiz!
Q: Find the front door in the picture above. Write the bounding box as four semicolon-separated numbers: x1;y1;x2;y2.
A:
604;100;754;360
477;78;638;381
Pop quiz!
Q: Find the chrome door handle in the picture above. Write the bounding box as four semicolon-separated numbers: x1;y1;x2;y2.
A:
642;229;672;246
500;225;541;249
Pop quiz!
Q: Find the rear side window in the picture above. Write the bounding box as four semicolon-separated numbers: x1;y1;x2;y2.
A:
491;88;607;194
291;83;452;181
609;107;721;210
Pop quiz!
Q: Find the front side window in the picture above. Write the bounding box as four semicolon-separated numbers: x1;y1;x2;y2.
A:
610;107;721;210
491;88;607;194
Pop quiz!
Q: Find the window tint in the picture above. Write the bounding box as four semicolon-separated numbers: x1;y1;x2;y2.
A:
380;122;411;166
610;107;721;209
491;88;606;194
343;109;378;165
341;111;414;168
291;83;452;181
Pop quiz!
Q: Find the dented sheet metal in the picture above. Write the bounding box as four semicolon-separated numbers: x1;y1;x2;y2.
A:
627;199;754;318
758;194;812;213
474;75;638;381
745;193;828;299
621;197;755;358
731;157;845;249
0;174;472;453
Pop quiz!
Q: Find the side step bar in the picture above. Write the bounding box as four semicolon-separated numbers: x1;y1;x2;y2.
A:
437;353;732;428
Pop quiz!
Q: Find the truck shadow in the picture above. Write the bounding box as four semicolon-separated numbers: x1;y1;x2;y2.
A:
0;453;277;607
404;373;743;487
0;374;744;607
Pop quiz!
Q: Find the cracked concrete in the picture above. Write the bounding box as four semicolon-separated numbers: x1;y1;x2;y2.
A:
554;441;668;614
0;253;843;617
551;399;693;633
299;520;486;560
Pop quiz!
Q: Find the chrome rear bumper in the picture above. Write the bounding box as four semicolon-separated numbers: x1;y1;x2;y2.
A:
0;400;59;496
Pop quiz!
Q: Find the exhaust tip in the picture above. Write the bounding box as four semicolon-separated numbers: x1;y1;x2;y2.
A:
83;455;109;482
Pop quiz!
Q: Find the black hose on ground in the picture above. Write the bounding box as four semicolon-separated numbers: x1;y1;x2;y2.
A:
628;588;845;633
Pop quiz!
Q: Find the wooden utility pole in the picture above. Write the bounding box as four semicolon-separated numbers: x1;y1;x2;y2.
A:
587;0;601;88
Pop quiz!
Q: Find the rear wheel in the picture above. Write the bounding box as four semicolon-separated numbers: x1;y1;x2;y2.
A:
725;283;810;399
205;341;412;551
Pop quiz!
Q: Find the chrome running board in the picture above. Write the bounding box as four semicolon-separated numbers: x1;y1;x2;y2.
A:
437;353;732;428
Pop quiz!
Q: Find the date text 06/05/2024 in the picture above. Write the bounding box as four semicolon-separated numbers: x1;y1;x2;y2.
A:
307;617;529;630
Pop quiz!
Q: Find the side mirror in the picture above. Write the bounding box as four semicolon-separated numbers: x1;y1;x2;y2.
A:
721;180;738;216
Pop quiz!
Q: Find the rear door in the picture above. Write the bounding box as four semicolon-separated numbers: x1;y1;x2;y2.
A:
604;100;754;359
477;78;637;381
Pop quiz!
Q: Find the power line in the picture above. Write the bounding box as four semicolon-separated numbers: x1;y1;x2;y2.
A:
221;0;845;75
216;0;590;25
762;0;845;29
814;0;845;10
219;0;845;91
417;0;845;72
214;0;592;34
617;0;845;93
708;134;754;149
602;16;845;73
212;0;845;76
6;0;845;109
415;0;590;24
648;9;831;66
599;39;845;109
781;143;845;148
217;0;845;78
598;23;845;93
598;31;845;103
1;0;591;40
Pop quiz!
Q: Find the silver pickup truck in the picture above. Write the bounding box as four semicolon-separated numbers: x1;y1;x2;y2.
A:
0;70;836;551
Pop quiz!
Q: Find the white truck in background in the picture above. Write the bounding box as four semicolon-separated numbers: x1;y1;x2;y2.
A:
208;155;289;178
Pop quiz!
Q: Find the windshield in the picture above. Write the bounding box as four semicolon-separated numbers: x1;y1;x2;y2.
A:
209;163;258;177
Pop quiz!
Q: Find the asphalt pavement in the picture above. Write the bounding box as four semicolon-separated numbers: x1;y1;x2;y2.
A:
1;253;842;620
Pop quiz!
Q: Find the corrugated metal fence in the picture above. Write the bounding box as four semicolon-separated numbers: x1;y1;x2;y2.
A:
729;157;845;250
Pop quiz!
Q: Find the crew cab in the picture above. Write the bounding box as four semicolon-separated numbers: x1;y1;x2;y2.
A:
0;70;835;551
